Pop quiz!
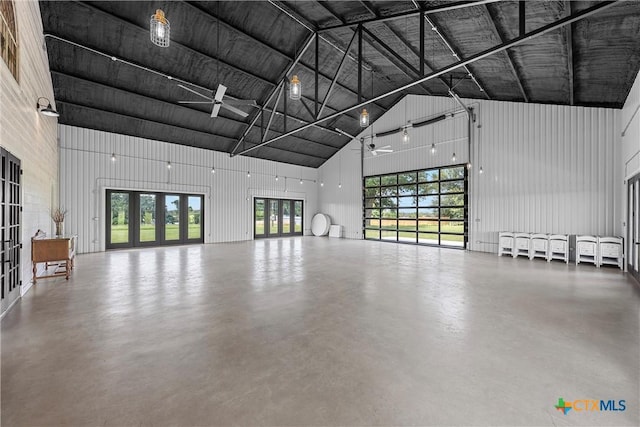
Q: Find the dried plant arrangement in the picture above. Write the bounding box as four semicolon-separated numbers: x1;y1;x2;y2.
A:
51;207;67;224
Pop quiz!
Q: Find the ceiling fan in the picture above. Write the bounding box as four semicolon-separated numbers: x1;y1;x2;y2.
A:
367;143;393;156
177;84;257;118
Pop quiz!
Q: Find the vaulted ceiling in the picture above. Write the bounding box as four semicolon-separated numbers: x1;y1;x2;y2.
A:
40;1;640;168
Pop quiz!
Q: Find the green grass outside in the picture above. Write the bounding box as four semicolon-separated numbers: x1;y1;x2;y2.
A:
110;224;201;244
255;218;302;236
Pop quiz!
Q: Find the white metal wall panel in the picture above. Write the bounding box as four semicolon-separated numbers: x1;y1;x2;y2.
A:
620;72;640;238
319;95;620;253
59;125;318;253
0;0;58;295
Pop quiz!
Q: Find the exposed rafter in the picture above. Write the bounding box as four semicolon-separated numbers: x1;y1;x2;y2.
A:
484;4;529;102
566;1;575;106
316;0;500;32
231;0;619;157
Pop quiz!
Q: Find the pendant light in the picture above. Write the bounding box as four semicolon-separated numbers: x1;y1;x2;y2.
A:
402;128;410;144
430;143;436;155
211;166;216;174
167;161;172;169
360;108;369;128
150;9;170;47
452;153;456;162
290;75;301;100
479;166;484;174
111;153;116;162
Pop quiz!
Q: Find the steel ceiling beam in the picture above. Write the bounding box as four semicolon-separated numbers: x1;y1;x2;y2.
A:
359;1;454;94
50;70;339;153
484;4;529;102
317;0;500;33
566;1;575;106
318;30;358;118
185;1;388;115
75;3;347;147
231;0;619;157
263;82;284;142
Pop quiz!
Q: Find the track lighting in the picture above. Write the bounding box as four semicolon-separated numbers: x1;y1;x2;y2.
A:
167;161;172;169
290;75;301;100
111;153;116;162
430;143;436;155
150;9;170;47
452;153;456;162
36;97;59;117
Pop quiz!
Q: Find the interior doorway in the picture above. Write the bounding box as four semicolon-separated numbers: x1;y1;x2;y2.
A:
628;173;640;283
1;148;21;315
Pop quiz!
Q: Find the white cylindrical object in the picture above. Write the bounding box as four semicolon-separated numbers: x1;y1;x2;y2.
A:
311;213;331;236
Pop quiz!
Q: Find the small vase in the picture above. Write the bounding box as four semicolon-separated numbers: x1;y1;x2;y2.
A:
55;222;63;237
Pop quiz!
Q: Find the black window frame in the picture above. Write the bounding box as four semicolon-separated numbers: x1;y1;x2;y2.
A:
106;190;204;250
363;165;468;248
254;197;304;239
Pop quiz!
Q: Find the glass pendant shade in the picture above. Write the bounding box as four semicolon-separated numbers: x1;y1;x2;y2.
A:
452;153;456;162
290;75;301;100
150;9;170;47
360;108;369;128
402;129;410;144
430;143;436;155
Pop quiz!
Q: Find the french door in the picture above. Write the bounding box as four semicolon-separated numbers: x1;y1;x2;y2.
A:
106;190;204;249
1;148;21;314
254;198;303;238
628;174;640;283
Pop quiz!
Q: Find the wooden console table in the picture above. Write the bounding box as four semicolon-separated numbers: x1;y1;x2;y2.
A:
31;233;77;283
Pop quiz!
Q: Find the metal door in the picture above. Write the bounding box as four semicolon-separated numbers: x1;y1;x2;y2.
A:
1;148;21;314
629;174;640;283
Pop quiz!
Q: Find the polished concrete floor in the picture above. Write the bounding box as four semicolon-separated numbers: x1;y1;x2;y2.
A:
1;237;638;426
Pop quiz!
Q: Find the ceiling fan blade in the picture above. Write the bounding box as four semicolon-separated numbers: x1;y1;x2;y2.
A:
178;84;213;101
214;84;227;102
221;103;249;118
178;101;215;104
223;99;257;107
377;149;393;153
377;145;392;150
211;103;222;118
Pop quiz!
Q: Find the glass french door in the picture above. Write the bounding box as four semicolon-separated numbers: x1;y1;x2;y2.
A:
107;190;204;249
1;148;21;314
254;198;303;238
628;174;640;283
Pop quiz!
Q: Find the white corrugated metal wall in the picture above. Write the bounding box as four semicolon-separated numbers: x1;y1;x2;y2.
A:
621;72;640;264
1;0;58;296
59;125;318;254
319;95;621;253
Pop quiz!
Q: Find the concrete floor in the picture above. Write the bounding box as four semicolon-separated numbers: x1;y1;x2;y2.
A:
1;237;638;426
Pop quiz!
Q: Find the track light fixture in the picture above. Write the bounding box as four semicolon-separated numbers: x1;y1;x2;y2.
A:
150;9;170;47
290;75;301;100
36;97;59;117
